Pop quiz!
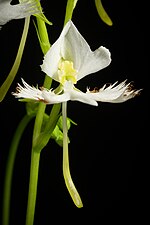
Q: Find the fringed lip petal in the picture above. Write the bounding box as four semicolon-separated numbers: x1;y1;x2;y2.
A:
86;81;141;103
63;81;98;106
13;79;43;100
12;78;141;105
69;89;98;106
41;90;70;104
12;79;70;104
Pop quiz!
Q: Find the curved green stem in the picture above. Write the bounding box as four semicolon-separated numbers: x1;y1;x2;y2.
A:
2;114;33;225
95;0;113;26
0;17;30;102
62;102;83;208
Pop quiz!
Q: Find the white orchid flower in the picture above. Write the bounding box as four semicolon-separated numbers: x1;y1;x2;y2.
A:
13;20;140;208
0;0;40;29
13;20;140;104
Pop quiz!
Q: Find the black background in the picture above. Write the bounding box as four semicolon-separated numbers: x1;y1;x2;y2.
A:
0;0;148;224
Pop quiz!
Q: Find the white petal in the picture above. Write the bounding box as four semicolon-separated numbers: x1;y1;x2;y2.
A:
77;46;111;81
41;20;111;82
0;0;40;28
41;90;70;104
12;79;70;104
63;81;98;106
69;89;98;106
41;21;72;81
60;21;111;80
86;81;140;103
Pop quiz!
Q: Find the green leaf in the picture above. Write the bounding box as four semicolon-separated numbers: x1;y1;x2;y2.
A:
51;116;76;147
33;113;60;153
51;125;71;147
51;125;64;147
57;116;77;131
26;102;39;116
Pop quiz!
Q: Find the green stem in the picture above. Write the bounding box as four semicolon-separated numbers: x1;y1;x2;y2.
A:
32;102;46;146
0;17;30;102
64;0;78;26
2;114;33;225
62;102;83;208
25;106;61;225
25;13;58;225
25;1;80;223
32;15;53;145
33;104;61;153
25;151;40;225
32;17;52;147
36;18;51;54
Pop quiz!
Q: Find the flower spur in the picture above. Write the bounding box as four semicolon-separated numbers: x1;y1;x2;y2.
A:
0;0;41;29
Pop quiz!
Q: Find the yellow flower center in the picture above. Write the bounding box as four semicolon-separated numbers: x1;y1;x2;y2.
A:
58;59;77;85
